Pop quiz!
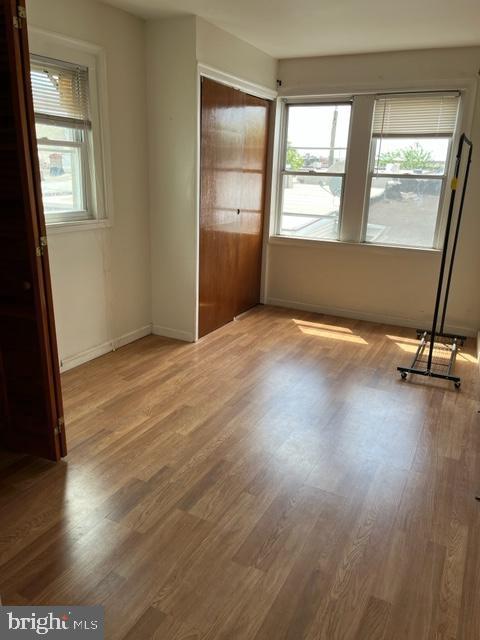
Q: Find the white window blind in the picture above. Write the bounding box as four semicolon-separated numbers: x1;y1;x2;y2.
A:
30;56;90;127
31;55;94;224
372;93;460;137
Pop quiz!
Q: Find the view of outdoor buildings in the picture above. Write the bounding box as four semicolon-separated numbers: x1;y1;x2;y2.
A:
35;123;85;216
281;104;450;247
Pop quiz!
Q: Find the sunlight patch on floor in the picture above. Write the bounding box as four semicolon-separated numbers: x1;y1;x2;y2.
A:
293;319;354;334
294;320;368;344
386;334;477;363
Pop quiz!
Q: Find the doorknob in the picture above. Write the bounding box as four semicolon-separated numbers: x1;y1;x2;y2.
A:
236;209;240;215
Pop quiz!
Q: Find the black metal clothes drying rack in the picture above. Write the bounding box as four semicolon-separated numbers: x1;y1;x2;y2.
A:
397;133;473;389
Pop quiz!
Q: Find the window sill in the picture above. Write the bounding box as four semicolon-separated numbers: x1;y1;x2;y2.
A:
46;219;111;235
268;234;441;255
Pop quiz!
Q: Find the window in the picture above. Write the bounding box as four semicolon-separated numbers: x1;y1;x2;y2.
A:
278;103;352;240
365;93;460;248
275;92;460;249
31;56;95;224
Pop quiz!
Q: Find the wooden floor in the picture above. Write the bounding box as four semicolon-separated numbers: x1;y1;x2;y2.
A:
1;306;479;639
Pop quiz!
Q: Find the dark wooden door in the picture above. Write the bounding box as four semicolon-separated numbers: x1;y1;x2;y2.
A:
199;77;269;338
199;78;244;337
0;0;66;461
236;92;270;315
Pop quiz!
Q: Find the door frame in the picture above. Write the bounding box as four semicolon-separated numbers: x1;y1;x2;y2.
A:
1;0;66;459
195;64;277;341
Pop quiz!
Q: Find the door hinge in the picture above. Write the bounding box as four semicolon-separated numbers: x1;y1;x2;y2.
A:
13;6;26;29
55;417;64;436
36;236;48;257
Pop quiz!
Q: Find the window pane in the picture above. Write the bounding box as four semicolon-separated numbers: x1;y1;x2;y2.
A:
373;137;450;175
38;145;85;215
366;177;442;247
280;174;342;240
36;122;81;143
285;104;351;173
286;147;347;173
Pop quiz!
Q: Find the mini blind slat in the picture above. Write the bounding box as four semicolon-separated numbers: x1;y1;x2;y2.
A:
372;93;460;136
30;57;90;125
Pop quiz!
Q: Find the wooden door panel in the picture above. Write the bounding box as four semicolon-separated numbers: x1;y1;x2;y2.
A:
199;77;244;337
236;94;270;316
0;0;66;460
199;78;270;337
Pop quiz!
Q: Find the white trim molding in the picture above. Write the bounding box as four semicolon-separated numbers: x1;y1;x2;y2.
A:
60;325;152;372
46;219;112;235
266;297;477;338
268;234;441;255
28;26;114;230
152;325;195;343
197;63;278;100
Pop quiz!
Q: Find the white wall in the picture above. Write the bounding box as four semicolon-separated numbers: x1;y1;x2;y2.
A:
27;0;151;369
148;16;277;341
147;16;198;341
266;47;480;336
196;17;278;91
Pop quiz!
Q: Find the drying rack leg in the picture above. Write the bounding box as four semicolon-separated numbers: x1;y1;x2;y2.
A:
397;330;463;388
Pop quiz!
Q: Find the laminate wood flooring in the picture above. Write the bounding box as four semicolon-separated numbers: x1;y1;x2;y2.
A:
1;306;479;639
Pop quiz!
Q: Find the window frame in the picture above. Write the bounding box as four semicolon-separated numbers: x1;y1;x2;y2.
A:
28;28;113;233
32;58;93;224
36;126;91;223
272;90;464;251
363;133;454;249
276;98;354;240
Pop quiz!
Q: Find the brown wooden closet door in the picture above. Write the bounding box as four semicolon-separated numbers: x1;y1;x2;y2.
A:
199;78;269;338
0;0;66;460
199;77;245;337
236;92;269;316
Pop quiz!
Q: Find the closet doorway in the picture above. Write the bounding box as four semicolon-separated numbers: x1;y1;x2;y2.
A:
199;77;270;338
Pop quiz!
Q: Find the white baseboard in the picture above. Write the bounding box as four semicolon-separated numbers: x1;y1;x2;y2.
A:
152;324;195;342
266;297;477;338
60;343;113;373
60;324;152;373
112;325;152;350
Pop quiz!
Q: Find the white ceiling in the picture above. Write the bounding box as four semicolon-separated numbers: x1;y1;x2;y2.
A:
102;0;480;59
